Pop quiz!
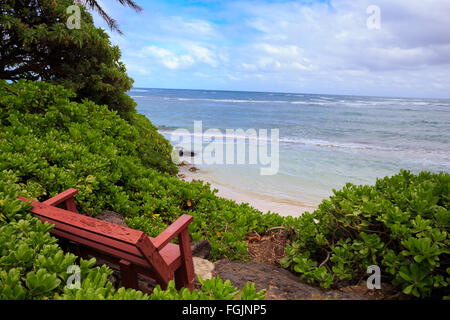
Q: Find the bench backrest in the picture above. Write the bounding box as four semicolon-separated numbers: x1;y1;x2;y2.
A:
19;197;155;266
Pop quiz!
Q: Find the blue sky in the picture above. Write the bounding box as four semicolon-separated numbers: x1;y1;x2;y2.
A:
91;0;450;98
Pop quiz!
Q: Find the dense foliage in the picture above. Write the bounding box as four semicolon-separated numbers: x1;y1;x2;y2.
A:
0;0;136;118
0;170;266;300
0;170;144;300
1;2;448;299
0;79;282;261
0;79;448;300
1;79;448;300
149;276;266;300
281;170;450;299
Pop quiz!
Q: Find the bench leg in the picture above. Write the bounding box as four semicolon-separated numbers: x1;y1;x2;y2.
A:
119;260;139;290
175;268;193;291
70;241;87;263
175;229;195;291
64;198;78;213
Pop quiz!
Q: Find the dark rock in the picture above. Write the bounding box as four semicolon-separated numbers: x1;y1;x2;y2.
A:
191;240;212;260
108;273;120;289
179;149;195;157
95;256;157;294
178;160;191;167
96;210;128;228
189;166;199;172
213;260;373;300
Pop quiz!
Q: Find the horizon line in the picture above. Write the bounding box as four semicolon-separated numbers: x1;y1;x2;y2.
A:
130;86;450;101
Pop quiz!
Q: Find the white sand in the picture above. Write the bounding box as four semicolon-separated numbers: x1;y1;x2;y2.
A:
177;164;317;217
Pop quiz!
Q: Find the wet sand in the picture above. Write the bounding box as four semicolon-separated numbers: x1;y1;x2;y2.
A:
177;164;318;217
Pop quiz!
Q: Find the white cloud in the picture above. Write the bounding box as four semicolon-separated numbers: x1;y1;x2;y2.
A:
91;0;450;97
218;0;450;96
185;44;218;67
137;46;195;70
161;16;220;40
134;44;221;70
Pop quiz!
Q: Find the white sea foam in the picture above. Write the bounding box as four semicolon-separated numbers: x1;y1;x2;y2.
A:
135;89;450;176
173;97;289;104
158;129;396;152
290;101;328;105
144;96;339;106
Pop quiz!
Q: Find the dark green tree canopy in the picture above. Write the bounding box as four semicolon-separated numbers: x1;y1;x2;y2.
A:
0;0;136;117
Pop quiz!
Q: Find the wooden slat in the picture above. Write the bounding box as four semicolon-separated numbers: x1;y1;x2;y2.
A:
50;229;152;268
119;260;139;290
158;243;181;271
35;214;143;258
175;229;195;290
42;188;78;206
136;234;170;285
83;249;159;280
179;229;195;282
65;198;78;213
18;197;144;244
153;214;193;249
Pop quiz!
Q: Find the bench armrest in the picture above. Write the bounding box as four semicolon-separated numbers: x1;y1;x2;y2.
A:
42;188;78;213
153;214;193;249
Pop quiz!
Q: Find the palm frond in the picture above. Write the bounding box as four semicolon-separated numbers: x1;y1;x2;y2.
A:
80;0;142;34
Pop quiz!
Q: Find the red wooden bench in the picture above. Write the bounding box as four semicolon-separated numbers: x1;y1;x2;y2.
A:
18;188;195;291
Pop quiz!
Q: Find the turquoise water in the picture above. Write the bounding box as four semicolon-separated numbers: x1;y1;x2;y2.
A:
131;88;450;207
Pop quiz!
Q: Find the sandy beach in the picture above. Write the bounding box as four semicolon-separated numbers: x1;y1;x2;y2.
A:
177;163;318;217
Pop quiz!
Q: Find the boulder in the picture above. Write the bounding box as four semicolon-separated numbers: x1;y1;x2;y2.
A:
193;257;214;280
177;160;191;167
191;239;212;259
96;210;128;228
213;260;373;300
178;149;195;157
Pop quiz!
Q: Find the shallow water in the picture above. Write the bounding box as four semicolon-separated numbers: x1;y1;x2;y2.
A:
132;88;450;207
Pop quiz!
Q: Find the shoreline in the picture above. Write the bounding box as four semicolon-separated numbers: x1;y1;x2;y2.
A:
177;163;318;217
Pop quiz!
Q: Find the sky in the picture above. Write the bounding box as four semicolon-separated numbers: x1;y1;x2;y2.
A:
90;0;450;98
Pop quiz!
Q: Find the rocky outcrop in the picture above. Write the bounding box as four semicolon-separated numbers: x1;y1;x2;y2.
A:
213;260;373;300
96;210;128;228
191;240;212;260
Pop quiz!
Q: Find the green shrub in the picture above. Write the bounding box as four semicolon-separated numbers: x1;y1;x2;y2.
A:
0;170;142;300
0;79;280;261
59;275;265;300
281;170;450;299
149;276;266;300
0;170;265;300
130;113;178;175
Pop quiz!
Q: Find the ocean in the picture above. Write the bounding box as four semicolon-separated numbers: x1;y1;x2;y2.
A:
130;88;450;209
